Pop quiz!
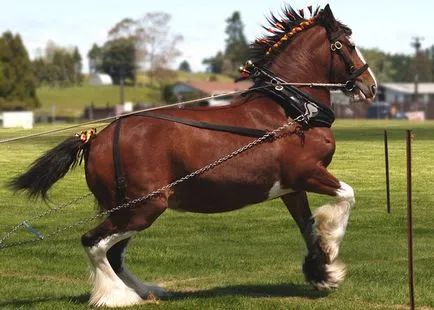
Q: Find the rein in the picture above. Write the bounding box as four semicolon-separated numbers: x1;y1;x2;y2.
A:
135;112;268;138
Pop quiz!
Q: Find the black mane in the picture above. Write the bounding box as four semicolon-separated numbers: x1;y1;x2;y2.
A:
249;5;350;67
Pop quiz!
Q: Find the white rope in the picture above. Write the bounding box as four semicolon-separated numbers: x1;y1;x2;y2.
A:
0;81;345;144
0;89;257;144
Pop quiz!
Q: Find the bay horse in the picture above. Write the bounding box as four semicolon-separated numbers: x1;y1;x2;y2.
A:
10;4;376;308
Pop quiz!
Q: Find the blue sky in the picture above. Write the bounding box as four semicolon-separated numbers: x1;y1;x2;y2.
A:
1;0;433;72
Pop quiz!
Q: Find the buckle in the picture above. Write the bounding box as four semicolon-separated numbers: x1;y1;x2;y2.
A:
331;41;343;51
345;81;355;92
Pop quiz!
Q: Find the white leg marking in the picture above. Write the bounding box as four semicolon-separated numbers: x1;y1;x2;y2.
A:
312;182;355;264
335;181;355;207
267;181;295;200
85;232;154;308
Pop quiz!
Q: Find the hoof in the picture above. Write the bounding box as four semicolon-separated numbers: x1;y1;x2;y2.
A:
303;254;346;290
89;275;166;308
89;286;147;308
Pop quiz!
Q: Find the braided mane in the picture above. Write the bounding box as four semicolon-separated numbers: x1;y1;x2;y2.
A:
250;5;350;67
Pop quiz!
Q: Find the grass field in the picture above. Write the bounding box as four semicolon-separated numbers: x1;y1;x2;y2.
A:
36;85;160;118
35;72;233;118
0;120;434;309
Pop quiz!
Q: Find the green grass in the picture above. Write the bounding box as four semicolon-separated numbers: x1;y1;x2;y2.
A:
36;85;160;118
1;120;434;309
135;71;233;84
35;72;233;118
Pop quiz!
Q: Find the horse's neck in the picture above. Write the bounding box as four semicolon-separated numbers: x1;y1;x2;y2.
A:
268;29;332;107
269;62;331;107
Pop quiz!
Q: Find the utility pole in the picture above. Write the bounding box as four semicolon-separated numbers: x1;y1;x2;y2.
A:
119;66;125;106
411;37;424;105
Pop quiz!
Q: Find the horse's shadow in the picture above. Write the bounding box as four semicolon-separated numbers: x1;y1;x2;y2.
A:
0;283;327;308
0;293;90;308
166;283;328;300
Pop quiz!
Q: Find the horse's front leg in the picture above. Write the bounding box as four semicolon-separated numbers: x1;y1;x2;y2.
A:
302;164;355;289
282;164;355;290
282;191;342;290
281;191;315;251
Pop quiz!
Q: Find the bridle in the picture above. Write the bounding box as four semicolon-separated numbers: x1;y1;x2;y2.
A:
235;24;371;128
327;28;370;92
239;25;370;94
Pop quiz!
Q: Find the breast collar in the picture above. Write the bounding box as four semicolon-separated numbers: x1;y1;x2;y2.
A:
245;65;335;128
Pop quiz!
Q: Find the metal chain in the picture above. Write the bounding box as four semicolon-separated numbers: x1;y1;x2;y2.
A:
0;192;93;248
0;118;300;250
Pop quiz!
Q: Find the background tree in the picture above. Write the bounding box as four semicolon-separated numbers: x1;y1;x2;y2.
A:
87;43;103;73
178;60;191;72
427;45;434;81
388;54;413;82
0;31;39;109
72;47;83;85
203;51;224;74
412;50;432;82
224;11;249;74
108;12;183;84
360;48;394;83
100;37;137;85
32;41;83;87
202;11;248;76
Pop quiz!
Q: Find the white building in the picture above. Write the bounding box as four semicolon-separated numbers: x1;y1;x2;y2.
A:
1;111;34;129
89;73;113;86
377;83;434;104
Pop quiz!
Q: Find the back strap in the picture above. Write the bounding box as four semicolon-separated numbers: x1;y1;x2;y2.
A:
113;119;126;205
137;112;268;138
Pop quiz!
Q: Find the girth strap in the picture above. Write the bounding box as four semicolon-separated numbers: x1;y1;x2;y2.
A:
113;119;126;205
136;112;268;138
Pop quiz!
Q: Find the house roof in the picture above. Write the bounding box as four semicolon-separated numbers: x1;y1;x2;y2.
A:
381;83;434;94
177;80;253;95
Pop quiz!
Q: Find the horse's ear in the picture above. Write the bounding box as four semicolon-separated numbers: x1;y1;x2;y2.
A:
320;4;339;31
323;4;335;19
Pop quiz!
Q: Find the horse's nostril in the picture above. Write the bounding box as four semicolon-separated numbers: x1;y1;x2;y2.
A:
371;85;377;96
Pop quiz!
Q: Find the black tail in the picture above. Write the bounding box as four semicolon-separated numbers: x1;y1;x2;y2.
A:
9;135;89;200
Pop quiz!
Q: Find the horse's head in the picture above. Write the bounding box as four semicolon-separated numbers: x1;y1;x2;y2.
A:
251;4;377;105
318;5;377;103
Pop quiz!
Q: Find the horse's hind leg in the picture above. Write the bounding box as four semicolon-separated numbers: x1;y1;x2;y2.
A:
81;198;167;308
106;236;164;300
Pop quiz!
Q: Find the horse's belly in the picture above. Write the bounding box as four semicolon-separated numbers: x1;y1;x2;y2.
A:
167;179;294;213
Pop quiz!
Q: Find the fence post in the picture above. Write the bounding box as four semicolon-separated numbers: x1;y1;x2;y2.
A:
406;129;415;310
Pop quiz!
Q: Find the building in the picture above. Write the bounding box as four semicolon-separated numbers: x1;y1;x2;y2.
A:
89;73;113;86
378;83;434;104
375;83;434;119
1;111;34;129
172;80;253;107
